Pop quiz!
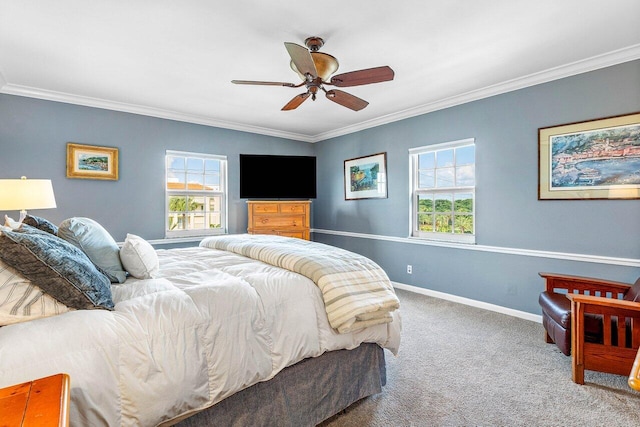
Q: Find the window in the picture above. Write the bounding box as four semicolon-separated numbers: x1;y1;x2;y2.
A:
165;150;227;238
410;138;475;244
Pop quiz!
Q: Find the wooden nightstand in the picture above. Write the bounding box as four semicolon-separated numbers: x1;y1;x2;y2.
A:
0;373;70;427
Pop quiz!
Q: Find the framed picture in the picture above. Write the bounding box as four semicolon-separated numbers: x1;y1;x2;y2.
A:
66;143;119;180
538;112;640;200
344;152;388;200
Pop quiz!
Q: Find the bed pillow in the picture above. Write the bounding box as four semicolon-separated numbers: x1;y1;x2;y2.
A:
22;214;59;235
0;259;72;326
119;234;159;279
0;225;114;310
58;217;127;283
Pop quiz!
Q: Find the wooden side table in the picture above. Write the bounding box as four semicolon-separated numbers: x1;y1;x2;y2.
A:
0;373;70;427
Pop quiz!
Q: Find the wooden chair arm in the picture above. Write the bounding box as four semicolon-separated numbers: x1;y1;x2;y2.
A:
566;294;640;312
540;272;631;296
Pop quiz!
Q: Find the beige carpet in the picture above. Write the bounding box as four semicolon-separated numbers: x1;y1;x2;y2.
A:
320;288;640;427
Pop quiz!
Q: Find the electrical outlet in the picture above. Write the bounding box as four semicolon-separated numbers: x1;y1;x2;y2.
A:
407;265;412;274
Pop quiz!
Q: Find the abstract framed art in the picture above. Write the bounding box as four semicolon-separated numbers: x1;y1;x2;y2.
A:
538;112;640;200
344;152;388;200
66;143;119;180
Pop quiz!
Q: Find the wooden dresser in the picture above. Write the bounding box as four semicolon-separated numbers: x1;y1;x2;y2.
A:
247;200;311;240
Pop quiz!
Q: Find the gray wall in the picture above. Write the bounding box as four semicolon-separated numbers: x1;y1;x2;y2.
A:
1;60;639;315
0;95;314;241
314;60;640;314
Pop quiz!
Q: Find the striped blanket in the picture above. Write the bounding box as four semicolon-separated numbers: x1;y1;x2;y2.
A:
200;234;400;333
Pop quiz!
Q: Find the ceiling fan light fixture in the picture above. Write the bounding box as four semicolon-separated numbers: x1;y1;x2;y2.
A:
290;52;339;81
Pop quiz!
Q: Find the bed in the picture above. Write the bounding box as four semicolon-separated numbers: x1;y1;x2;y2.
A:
0;220;401;427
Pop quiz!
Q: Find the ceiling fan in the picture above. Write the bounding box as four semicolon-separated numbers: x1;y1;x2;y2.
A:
231;36;394;112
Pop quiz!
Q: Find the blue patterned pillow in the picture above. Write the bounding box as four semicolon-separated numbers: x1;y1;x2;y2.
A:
0;225;113;310
22;214;59;235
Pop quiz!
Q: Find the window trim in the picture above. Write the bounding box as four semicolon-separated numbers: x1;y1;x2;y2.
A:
409;138;476;244
165;150;228;239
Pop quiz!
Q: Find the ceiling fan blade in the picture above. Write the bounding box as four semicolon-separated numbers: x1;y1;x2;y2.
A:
325;89;369;111
329;66;395;87
282;92;310;111
232;80;298;87
284;42;318;78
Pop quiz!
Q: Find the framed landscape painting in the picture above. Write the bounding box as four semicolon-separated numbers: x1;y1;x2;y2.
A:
67;143;119;180
344;152;388;200
538;112;640;200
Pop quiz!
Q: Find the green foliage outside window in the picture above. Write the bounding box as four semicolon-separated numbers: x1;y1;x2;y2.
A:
168;196;221;230
417;196;473;234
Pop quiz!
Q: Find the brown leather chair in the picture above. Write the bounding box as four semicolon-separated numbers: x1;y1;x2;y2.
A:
538;274;628;355
539;273;640;383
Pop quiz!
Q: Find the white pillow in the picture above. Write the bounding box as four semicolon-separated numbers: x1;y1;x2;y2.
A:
0;259;71;326
119;234;159;279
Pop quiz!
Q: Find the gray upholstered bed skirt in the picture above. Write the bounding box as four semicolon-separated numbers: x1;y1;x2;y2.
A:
174;343;386;427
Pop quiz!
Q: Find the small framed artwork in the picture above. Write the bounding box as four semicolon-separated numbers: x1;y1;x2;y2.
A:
66;143;119;180
538;112;640;200
344;152;388;200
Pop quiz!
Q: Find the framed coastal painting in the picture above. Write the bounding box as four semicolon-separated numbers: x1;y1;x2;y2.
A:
538;112;640;200
344;152;388;200
66;143;119;180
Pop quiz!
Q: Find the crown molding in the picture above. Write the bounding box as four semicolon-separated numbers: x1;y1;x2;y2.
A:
311;44;640;142
0;83;315;143
1;44;639;144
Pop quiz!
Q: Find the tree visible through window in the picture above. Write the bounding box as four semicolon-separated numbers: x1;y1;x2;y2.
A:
410;139;475;243
165;151;227;238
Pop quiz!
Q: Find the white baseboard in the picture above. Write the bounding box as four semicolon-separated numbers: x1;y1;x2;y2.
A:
392;281;542;324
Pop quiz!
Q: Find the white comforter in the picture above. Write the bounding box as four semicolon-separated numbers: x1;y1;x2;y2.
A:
200;234;400;333
0;245;401;426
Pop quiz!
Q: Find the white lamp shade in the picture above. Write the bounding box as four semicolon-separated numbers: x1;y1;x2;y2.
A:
0;178;57;211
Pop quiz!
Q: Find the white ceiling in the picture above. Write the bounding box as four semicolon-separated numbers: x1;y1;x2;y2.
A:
1;1;639;143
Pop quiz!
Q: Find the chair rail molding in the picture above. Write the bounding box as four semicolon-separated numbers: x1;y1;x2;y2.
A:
312;229;640;268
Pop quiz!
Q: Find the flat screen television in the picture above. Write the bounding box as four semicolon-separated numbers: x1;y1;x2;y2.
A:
239;154;317;199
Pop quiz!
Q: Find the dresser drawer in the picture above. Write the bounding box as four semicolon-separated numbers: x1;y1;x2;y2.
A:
252;214;305;229
279;204;307;213
251;203;279;214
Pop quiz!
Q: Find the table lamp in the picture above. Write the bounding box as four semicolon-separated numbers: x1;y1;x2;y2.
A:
0;176;57;222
